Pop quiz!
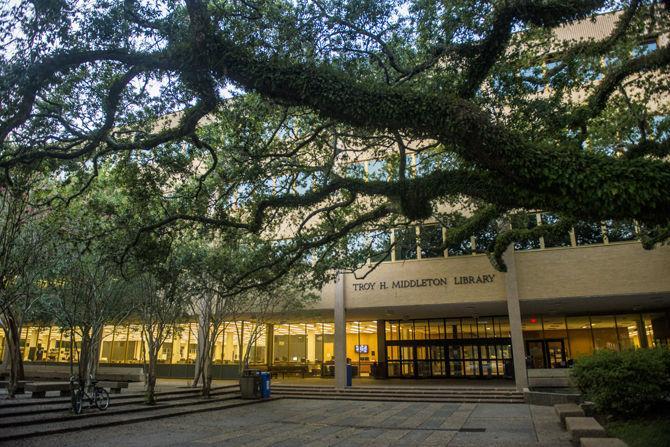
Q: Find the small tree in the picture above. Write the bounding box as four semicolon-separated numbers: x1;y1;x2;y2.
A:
0;174;54;398
133;259;189;404
47;245;133;385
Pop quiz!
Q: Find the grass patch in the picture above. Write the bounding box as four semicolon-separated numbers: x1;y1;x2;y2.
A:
606;414;670;447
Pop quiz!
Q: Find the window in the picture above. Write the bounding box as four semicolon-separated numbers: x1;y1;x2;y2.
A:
541;213;572;248
632;39;658;57
447;236;472;256
474;223;498;253
369;231;391;263
590;316;618;351
652;115;669;141
574;221;604;245
511;213;541;250
394;227;418;260
344;163;365;179
604;219;636;243
519;66;544;92
566;317;594;359
419;224;443;258
294;174;313;195
366;159;387;181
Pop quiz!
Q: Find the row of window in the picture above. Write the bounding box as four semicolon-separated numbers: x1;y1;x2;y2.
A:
385;311;670;361
347;214;639;264
519;39;658;92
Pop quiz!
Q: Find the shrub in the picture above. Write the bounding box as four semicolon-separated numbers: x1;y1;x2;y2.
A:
572;348;670;416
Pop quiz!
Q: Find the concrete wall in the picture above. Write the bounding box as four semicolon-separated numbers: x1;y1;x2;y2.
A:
308;242;670;311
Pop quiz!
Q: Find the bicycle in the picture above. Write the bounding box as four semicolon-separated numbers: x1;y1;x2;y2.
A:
69;375;110;414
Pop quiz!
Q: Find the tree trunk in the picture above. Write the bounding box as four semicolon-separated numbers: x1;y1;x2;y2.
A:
4;315;25;398
79;329;91;386
202;350;212;398
146;344;158;405
191;312;209;388
87;328;103;382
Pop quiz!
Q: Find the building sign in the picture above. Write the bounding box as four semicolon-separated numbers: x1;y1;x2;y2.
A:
352;274;495;292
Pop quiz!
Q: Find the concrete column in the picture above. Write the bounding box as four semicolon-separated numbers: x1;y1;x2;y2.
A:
334;273;347;388
265;324;274;366
376;320;386;379
503;245;528;390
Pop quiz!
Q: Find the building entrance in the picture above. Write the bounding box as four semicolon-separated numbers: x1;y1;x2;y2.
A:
386;338;513;379
525;339;567;369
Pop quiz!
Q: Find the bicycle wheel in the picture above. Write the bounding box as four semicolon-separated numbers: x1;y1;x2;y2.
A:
72;389;83;414
94;388;110;410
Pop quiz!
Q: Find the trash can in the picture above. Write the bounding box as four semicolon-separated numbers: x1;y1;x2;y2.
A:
259;371;271;399
346;364;353;387
240;369;261;399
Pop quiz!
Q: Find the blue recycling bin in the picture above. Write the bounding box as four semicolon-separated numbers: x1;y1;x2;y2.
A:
259;371;271;398
346;364;353;387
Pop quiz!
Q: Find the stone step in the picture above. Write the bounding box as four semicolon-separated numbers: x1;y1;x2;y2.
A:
0;389;240;422
271;384;516;391
0;397;276;442
565;417;608;444
270;386;519;395
580;437;629;447
272;393;524;403
554;403;585;427
271;388;523;397
0;384;239;409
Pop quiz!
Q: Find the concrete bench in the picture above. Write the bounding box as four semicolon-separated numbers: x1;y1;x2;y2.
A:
25;382;71;398
580;438;628;447
97;381;129;394
555;403;585;427
0;380;30;394
565;417;607;444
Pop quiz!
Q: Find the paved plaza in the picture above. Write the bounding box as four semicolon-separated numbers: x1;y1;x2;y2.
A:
9;398;571;447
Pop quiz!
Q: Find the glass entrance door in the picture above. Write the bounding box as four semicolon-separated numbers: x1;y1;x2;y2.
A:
526;340;546;368
525;339;567;368
386;338;512;378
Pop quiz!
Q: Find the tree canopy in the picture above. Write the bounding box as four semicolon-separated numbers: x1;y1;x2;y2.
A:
1;0;669;277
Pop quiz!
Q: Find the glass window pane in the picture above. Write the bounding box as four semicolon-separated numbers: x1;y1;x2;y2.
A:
419;224;443;258
478;317;495;338
475;223;499;253
413;320;428;340
109;326;127;363
395;227;418;261
358;321;377;376
385;321;398;341
447;236;472;256
590;316;618;351
575;222;604;245
273;323;290;363
399;322;414;341
428;319;444;339
322;323;334;363
461;318;477;338
541;213;572;247
127;324;145;363
159;326;174;364
512;213;540;250
522;317;543;339
604;219;636;243
615;314;642;350
541;317;568;342
369;231;391;263
346;322;359;364
445;319;461;339
496;317;510;339
289;323;307;363
367;159;387;180
567;316;593;360
644;312;670;347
